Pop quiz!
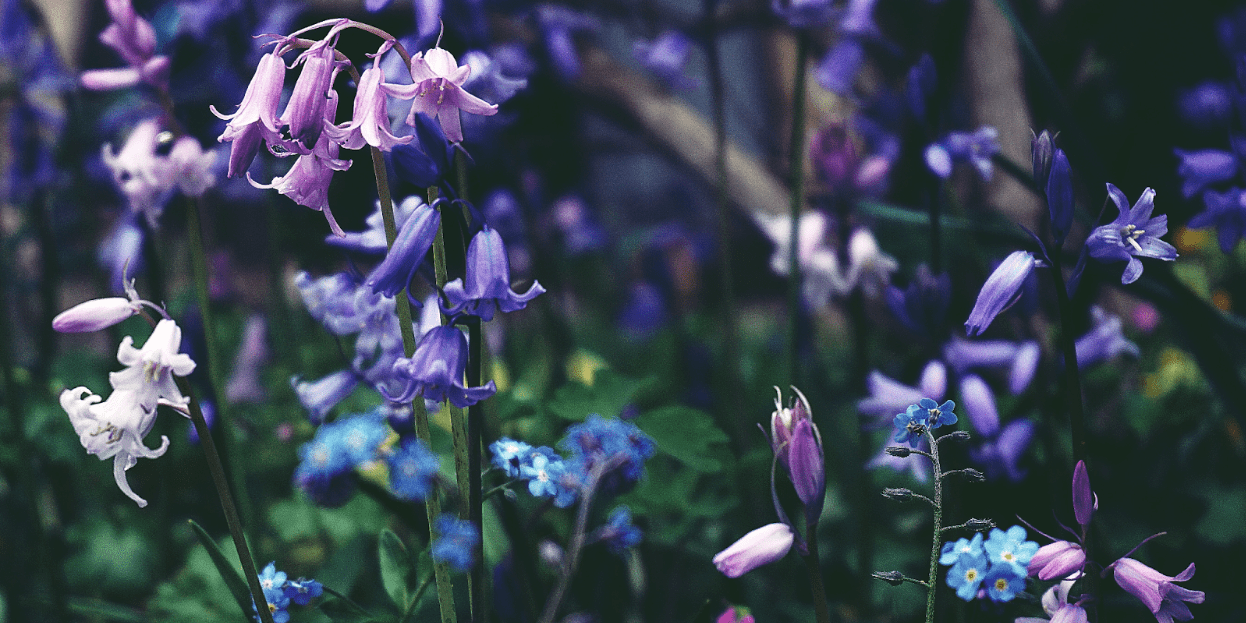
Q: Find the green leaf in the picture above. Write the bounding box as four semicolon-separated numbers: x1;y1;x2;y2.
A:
319;596;383;623
633;406;730;472
187;520;253;622
546;370;657;421
1195;485;1246;545
377;530;415;610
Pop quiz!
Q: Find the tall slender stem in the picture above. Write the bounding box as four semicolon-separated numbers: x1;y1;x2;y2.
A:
803;527;832;623
786;33;811;386
184;196;252;531
537;458;621;623
923;429;944;623
370;146;458;623
1046;252;1086;464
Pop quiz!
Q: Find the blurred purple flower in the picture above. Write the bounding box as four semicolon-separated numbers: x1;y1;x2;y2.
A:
969;419;1034;482
817;39;864;95
1189;187;1246;252
1075;305;1139;369
326;196;424;255
925;126;999;180
225;314;269;404
857;361;946;424
633;30;695;90
536;5;597;81
1177;82;1232;129
959;374;998;437
886;265;950;338
1174;149;1237;199
292;370;358;424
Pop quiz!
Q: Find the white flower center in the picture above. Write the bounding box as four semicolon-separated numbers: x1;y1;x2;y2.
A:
1120;224;1146;253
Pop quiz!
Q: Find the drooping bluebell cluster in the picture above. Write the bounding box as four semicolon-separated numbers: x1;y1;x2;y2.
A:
940;526;1037;603
252;562;323;623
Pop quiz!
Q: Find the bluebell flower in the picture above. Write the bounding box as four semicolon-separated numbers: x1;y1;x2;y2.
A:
366;200;440;298
984;526;1039;577
388;438;440;501
490;437;534;478
441;226;545;321
959;375;999;438
885;264;950;337
925;127;999;180
1189;187;1246;252
969;419;1034;482
535;5;598;80
283;578;323;606
432;515;479;572
326;196;423;255
599;506;643;554
1109;558;1204;622
816;39;865;95
462;49;530;106
292;370;359;424
965;251;1043;336
1174;148;1237;198
633;31;695;90
1086;184;1178;284
905;54;937;121
983;564;1026;602
943;337;1040;395
1046;148;1075;245
857;361;946;425
947;552;989;601
1075;305;1140;369
383;326;497;408
940;532;984;566
1177;82;1232;129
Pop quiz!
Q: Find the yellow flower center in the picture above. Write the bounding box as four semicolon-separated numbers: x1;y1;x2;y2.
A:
995;578;1008;591
965;569;978;582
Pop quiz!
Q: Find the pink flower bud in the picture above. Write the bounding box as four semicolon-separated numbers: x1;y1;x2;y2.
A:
52;298;138;333
1027;540;1085;581
712;523;794;578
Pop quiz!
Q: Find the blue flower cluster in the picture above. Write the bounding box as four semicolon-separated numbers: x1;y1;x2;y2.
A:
892;398;957;447
252;562;323;623
598;506;643;555
940;526;1038;603
432;515;480;572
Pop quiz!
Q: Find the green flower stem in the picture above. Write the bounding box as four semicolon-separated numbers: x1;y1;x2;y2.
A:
923;428;944;623
802;527;833;623
184;196;252;531
1046;251;1087;464
466;316;486;623
176;375;274;623
370;147;458;623
786;32;810;386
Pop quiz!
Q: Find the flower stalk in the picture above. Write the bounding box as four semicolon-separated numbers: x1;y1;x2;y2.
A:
786;33;810;386
923;427;944;623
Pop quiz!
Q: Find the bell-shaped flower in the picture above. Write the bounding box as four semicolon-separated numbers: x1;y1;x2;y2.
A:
79;0;169;91
959;374;999;437
212;50;287;178
59;319;196;507
1174;148;1237;199
857;361;946;425
965;251;1043;336
101;119;175;227
712;523;795;578
292;369;358;424
250;91;351;236
1109;558;1204;623
365;200;440;298
1086;184;1177;285
326;196;424;255
283;36;342;150
1190;187;1246;253
403;46;499;142
1075;305;1139;369
331;40;416;152
1028;541;1086;581
769;387;824;518
1046;148;1074;245
441;226;545;321
224;314;269;404
943;337;1041;395
969;418;1034;481
382;326;497;408
53;297;139;333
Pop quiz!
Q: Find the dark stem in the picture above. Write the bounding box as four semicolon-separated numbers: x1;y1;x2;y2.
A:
786;33;811;386
1046;252;1086;464
802;525;833;623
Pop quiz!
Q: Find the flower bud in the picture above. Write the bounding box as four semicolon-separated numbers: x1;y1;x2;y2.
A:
965;518;995;532
942;430;972;442
712;523;794;578
1031;130;1055;188
788;419;825;515
52;297;138;333
965;251;1042;336
872;570;905;586
1072;460;1095;527
1028;540;1085;581
882;487;916;501
769;386;812;464
885;446;912;457
1047;148;1074;245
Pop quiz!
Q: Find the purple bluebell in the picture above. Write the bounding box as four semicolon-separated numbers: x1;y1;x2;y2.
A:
1027;540;1086;581
403;45;499;143
959;375;999;437
1177;82;1232;129
1189;187;1246;252
1175;149;1237;199
462;49;530;104
712;523;795;578
490;438;533;477
769;388;824;517
633;31;695;90
965;251;1043;336
383;326;497;408
225;315;268;405
857;361;946;425
52;297;139;333
816;39;864;95
98;215;145;294
79;0;169;92
432;515;479;572
885;265;950;337
536;5;598;81
326;196;423;255
283;35;341;149
1075;305;1139;369
212;49;286;178
969;419;1034;482
388;437;440;501
441;226;545;321
1109;559;1203;623
1086;184;1177;284
925;126;999;180
618;281;667;339
1046;148;1074;245
905;54;937;121
335;40;422;152
1072;459;1094;528
365;200;440;298
292;370;359;424
943;337;1040;395
599;506;643;554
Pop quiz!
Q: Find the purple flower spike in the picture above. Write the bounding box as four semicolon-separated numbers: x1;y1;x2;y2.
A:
1189;187;1246;253
1072;460;1094;527
1110;558;1204;623
366;200;440;298
712;523;794;578
965;251;1043;336
383;326;497;408
441;227;545;321
1174;149;1237;199
1027;540;1085;581
1086;184;1177;285
212;50;286;178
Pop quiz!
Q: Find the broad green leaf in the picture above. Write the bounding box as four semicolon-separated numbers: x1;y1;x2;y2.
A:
319;595;383;623
188;520;254;622
547;370;657;421
633;406;730;472
377;530;414;610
